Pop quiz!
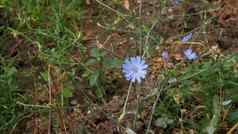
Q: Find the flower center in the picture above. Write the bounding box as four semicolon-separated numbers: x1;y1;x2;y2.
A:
131;64;139;73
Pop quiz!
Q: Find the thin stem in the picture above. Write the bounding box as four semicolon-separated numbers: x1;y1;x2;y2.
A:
48;65;52;134
145;88;161;134
139;0;143;55
142;18;160;58
145;80;167;134
133;95;140;129
119;81;133;121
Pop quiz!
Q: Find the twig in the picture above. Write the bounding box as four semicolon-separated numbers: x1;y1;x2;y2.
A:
96;22;135;34
227;121;238;134
95;0;129;23
16;101;51;109
95;35;123;59
56;107;68;134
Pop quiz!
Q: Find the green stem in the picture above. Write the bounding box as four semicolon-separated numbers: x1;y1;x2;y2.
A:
145;90;160;134
119;81;133;121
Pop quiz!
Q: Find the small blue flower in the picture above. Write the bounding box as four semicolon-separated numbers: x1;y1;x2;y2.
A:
181;32;192;43
174;0;183;4
184;48;198;60
122;56;148;83
162;50;169;63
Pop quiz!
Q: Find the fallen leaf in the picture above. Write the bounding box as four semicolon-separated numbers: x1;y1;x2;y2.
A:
86;0;91;5
173;53;183;61
125;127;136;134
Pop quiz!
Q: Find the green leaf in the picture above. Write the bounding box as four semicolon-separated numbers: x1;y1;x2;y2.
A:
103;57;122;68
95;87;104;99
90;48;100;58
40;72;48;81
90;48;106;60
227;110;238;124
154;116;174;128
205;95;221;134
85;58;97;66
62;88;73;98
89;71;100;86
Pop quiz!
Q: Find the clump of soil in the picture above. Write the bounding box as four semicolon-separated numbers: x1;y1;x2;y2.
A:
212;0;238;52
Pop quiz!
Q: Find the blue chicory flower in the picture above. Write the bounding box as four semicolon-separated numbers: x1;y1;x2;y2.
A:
162;50;169;63
184;48;198;60
174;0;183;4
181;32;192;43
122;56;148;83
